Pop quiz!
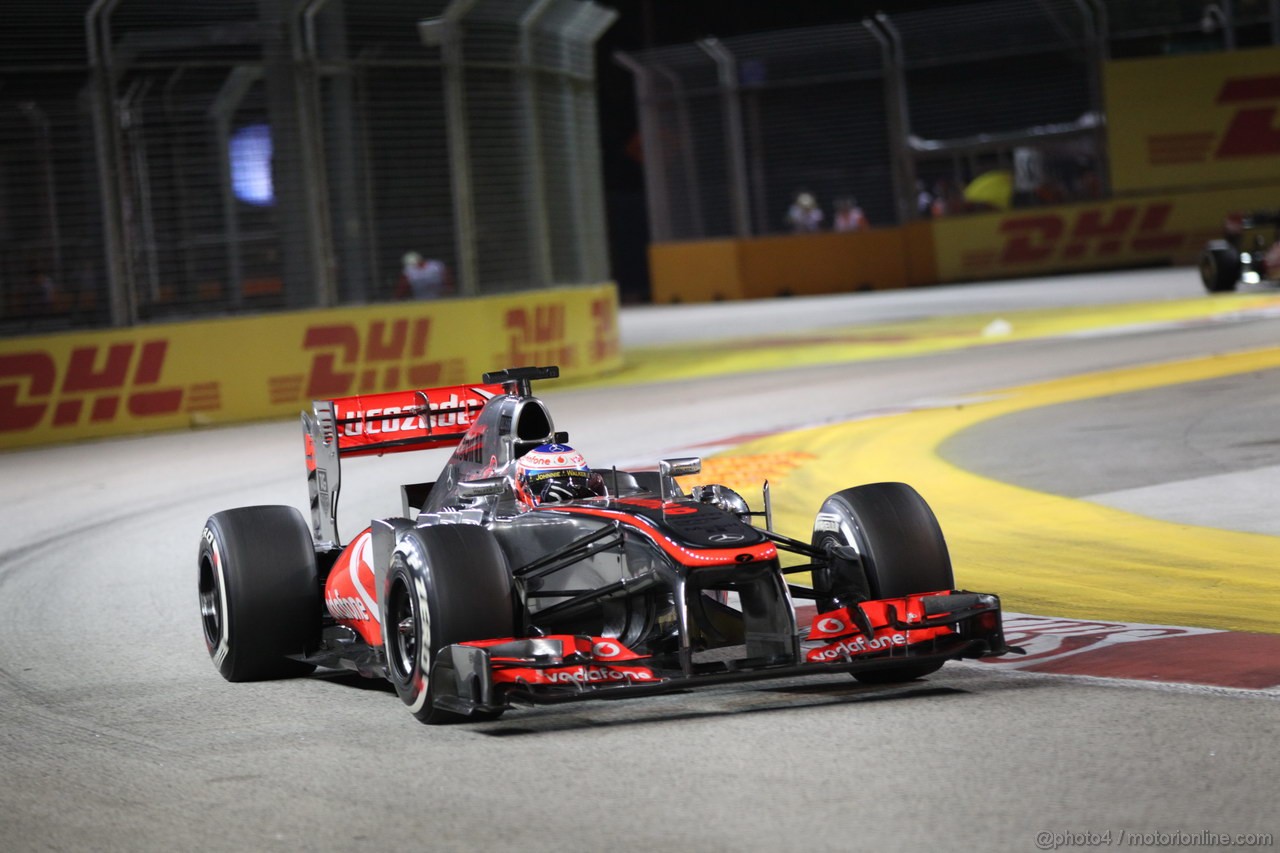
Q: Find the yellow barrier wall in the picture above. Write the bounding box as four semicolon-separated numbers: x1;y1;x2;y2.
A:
901;220;938;288
738;230;905;298
0;284;621;450
649;227;936;304
1105;45;1280;193
643;49;1280;302
931;183;1280;282
647;239;744;302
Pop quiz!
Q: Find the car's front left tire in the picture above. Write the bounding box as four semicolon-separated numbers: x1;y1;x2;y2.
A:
811;483;955;684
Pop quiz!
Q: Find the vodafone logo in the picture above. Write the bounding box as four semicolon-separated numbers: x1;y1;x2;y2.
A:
327;594;370;622
816;617;846;634
810;633;909;661
545;667;654;684
592;641;622;659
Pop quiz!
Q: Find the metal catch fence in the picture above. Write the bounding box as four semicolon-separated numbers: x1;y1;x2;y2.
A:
618;0;1280;244
0;0;616;333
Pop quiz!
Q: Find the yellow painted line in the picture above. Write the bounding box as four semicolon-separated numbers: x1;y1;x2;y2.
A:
708;347;1280;635
570;292;1280;389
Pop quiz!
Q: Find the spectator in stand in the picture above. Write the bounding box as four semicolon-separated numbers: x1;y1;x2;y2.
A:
916;180;935;218
930;179;968;217
396;251;454;300
786;191;823;233
833;197;869;232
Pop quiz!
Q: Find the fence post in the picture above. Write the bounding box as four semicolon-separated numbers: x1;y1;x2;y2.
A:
85;0;136;327
1077;0;1112;196
614;51;671;243
649;63;705;239
699;38;751;238
302;0;364;305
208;67;259;310
566;2;616;282
867;15;914;225
518;0;555;289
420;0;479;297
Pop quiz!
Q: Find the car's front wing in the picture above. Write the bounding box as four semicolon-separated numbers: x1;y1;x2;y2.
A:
430;590;1018;715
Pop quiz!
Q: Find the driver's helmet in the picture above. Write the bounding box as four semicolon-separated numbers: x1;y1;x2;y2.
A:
515;444;593;509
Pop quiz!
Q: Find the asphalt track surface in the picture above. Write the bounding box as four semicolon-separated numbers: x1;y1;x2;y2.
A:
2;268;1278;852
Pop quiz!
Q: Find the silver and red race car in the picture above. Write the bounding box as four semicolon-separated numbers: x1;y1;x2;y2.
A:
198;366;1017;724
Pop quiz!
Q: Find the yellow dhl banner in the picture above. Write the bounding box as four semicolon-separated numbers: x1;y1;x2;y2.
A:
932;183;1280;281
1105;45;1280;192
0;284;620;450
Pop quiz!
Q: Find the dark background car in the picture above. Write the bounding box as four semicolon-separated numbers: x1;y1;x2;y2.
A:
1200;210;1280;292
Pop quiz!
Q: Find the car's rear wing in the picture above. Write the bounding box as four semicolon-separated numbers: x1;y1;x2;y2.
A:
302;383;502;547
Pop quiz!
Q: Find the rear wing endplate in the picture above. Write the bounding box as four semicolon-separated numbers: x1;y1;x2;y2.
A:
301;383;501;547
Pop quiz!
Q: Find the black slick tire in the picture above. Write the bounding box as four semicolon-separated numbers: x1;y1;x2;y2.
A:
383;525;515;724
1200;240;1240;293
198;506;320;681
811;483;955;684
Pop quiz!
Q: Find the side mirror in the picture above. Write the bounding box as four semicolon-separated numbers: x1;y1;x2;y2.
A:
658;457;701;502
660;457;701;478
456;476;507;499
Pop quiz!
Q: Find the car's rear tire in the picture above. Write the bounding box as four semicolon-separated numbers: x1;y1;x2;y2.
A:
811;483;954;684
1200;240;1240;293
383;525;515;724
198;506;320;681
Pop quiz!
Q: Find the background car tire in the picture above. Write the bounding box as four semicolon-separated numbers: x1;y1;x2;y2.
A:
383;525;515;724
811;482;955;684
198;506;320;681
1200;240;1240;293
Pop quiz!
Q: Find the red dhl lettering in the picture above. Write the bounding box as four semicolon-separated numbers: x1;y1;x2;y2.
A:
590;296;620;362
0;341;185;432
503;305;576;368
1147;74;1280;164
302;318;460;398
996;203;1184;266
1215;73;1280;159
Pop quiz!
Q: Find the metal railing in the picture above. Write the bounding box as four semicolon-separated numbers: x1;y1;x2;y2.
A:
0;0;615;333
617;0;1280;243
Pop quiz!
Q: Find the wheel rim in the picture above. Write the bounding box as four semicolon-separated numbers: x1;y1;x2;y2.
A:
198;555;222;649
387;577;420;683
813;529;862;609
1200;255;1217;286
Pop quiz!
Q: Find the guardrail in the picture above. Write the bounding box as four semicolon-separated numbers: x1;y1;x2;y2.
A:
0;283;620;450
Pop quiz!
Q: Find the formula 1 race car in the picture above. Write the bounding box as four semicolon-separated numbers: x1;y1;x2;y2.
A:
1200;209;1280;292
198;366;1017;724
